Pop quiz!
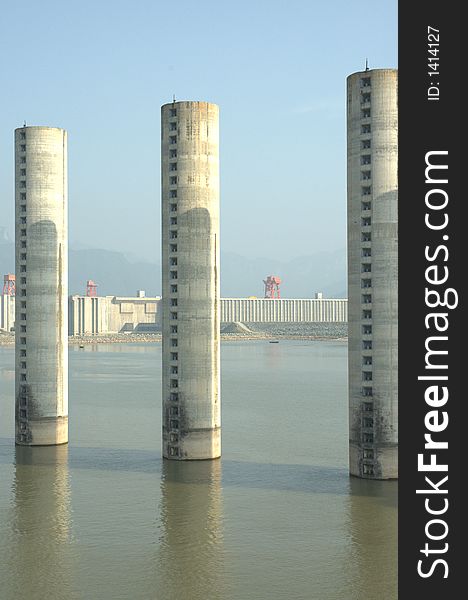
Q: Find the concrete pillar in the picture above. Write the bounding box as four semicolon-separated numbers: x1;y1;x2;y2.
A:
161;101;220;460
15;126;68;446
347;69;398;479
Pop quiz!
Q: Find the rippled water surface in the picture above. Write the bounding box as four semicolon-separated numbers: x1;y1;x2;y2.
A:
0;340;396;600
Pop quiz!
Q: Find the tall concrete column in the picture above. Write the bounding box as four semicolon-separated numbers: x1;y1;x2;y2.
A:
15;126;68;446
347;69;398;479
161;101;221;460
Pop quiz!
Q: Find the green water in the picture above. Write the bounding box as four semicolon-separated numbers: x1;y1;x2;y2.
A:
0;340;396;600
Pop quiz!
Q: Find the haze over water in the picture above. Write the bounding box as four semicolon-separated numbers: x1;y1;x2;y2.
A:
0;340;396;600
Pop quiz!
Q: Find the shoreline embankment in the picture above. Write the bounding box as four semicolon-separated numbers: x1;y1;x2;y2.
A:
1;322;348;346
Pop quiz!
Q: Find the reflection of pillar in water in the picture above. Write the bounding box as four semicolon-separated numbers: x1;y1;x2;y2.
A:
264;342;282;371
7;446;74;599
158;460;225;600
344;478;398;599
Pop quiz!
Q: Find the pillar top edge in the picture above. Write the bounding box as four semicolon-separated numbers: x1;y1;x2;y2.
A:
161;101;219;110
347;68;398;80
15;126;67;133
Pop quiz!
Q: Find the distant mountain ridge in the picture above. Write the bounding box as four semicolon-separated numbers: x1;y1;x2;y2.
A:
0;240;346;298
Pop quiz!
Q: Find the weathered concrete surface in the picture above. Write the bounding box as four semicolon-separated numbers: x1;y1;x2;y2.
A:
347;70;398;479
161;101;220;460
15;126;68;446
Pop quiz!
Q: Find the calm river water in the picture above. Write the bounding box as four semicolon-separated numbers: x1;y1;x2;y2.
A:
0;340;396;600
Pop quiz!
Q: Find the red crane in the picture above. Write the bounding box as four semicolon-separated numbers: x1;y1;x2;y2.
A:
3;274;15;296
86;280;98;297
263;275;281;299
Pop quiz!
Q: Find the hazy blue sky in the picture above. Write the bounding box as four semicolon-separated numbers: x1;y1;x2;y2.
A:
0;0;396;262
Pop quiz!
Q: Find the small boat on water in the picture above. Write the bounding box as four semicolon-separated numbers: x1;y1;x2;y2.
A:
269;340;279;344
